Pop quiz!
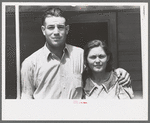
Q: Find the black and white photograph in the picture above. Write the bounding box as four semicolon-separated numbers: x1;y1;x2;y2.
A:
2;2;148;120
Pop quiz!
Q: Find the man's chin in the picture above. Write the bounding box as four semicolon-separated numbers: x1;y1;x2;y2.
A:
52;42;65;47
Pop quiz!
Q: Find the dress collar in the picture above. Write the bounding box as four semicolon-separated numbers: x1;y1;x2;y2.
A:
84;71;118;96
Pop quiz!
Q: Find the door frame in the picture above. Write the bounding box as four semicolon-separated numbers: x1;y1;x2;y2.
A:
68;12;118;68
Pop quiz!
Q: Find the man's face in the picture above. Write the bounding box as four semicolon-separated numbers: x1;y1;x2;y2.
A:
41;16;69;48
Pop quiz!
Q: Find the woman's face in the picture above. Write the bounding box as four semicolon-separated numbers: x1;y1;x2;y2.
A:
87;46;109;73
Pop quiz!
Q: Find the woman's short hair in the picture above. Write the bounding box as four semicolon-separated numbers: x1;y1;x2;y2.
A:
41;8;66;26
82;39;113;86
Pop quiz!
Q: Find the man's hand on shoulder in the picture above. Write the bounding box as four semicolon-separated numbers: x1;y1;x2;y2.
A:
114;68;131;87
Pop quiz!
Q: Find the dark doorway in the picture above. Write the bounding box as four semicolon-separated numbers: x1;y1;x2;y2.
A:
66;22;108;49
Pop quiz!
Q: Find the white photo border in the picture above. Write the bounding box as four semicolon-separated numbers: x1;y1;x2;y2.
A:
2;2;148;121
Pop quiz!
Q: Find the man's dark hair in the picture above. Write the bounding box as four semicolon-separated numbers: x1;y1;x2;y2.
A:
41;8;66;26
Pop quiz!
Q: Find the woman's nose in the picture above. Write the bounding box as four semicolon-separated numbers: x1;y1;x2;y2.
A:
95;57;100;62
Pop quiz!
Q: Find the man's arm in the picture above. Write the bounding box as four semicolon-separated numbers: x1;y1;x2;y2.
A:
114;68;131;87
21;60;35;99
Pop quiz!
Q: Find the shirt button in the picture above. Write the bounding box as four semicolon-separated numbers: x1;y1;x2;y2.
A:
62;83;65;89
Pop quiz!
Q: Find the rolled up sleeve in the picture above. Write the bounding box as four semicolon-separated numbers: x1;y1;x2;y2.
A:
118;80;134;99
21;60;35;99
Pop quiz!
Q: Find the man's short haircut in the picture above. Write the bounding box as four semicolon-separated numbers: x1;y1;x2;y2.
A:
41;8;66;26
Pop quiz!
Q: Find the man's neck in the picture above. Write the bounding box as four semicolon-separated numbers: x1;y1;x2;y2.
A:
46;43;65;59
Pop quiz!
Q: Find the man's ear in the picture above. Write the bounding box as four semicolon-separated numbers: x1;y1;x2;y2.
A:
65;25;69;35
41;25;45;35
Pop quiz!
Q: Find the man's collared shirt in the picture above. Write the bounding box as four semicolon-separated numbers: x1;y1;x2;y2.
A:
21;44;84;99
84;71;134;99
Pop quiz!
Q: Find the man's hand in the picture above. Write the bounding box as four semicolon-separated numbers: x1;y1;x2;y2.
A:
114;68;131;87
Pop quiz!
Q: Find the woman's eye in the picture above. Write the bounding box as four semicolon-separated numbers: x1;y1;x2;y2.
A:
90;56;96;59
99;55;106;58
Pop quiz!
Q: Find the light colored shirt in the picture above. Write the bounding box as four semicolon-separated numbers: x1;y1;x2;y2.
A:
84;71;134;99
21;44;84;99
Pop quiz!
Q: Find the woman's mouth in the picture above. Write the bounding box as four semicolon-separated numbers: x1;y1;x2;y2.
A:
94;65;102;68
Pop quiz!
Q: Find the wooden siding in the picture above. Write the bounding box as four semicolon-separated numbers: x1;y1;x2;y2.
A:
20;13;45;63
117;12;142;91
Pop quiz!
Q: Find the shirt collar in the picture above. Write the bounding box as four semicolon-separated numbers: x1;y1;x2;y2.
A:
84;78;96;96
43;43;51;60
102;71;117;92
84;71;118;95
43;43;70;61
63;44;70;56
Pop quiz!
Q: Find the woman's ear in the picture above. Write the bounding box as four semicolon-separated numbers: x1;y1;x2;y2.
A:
65;25;69;35
41;25;45;35
107;55;110;62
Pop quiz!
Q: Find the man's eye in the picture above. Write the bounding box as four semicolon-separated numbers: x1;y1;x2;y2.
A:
58;25;65;30
47;26;55;30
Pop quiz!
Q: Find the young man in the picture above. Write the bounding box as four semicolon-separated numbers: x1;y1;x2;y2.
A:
21;8;131;99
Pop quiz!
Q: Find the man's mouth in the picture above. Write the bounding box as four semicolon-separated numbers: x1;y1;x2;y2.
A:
52;37;61;40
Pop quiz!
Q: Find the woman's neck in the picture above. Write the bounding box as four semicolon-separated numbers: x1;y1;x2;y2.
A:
90;71;111;85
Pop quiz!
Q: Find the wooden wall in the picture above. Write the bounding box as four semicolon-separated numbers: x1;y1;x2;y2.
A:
117;11;142;92
20;12;45;64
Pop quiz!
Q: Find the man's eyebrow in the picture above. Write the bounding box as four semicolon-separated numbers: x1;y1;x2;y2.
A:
47;25;55;26
58;24;65;25
47;24;65;26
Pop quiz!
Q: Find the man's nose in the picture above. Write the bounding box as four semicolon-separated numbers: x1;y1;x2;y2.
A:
53;27;59;35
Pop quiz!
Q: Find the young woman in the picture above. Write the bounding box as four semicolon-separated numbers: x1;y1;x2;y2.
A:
82;40;134;99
